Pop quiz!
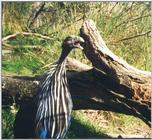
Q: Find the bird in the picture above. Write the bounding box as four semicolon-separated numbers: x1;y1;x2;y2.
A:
13;35;84;139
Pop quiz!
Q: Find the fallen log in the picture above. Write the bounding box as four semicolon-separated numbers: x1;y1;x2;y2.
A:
2;20;151;127
80;19;151;126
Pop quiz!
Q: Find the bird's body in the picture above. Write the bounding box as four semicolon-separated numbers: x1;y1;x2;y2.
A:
14;35;84;139
35;62;73;138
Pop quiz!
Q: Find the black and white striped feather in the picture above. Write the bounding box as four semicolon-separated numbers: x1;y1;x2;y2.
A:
35;61;73;138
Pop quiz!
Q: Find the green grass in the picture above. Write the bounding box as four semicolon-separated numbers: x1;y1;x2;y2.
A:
3;56;43;75
1;107;112;139
2;108;149;139
2;108;16;139
2;107;108;138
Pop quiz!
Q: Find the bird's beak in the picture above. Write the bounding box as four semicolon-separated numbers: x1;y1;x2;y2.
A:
74;36;85;50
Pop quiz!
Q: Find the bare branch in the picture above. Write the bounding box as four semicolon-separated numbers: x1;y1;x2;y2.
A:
118;30;151;42
2;32;52;43
108;2;118;15
27;2;45;29
115;14;150;29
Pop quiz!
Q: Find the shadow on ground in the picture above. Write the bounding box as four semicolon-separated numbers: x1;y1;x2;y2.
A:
2;96;113;139
67;118;113;139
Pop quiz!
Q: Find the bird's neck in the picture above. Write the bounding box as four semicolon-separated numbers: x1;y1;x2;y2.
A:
58;48;71;65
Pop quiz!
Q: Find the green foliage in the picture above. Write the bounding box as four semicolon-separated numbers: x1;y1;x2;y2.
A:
2;2;32;36
2;1;151;139
3;57;41;75
2;108;16;139
2;44;61;75
2;2;150;71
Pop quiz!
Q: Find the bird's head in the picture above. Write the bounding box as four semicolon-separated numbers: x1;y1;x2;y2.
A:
62;35;84;50
58;35;85;64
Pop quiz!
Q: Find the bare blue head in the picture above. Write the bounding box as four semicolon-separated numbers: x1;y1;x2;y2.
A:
62;35;84;50
58;35;84;64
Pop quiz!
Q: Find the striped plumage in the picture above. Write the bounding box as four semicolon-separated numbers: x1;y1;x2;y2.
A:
35;62;72;138
13;35;84;139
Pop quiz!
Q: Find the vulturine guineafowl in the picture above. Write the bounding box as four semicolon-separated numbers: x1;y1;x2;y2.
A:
14;35;84;139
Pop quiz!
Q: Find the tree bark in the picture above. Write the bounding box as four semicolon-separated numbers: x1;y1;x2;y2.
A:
2;20;151;127
80;19;151;126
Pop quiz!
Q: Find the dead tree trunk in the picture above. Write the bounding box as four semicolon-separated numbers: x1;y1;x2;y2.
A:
80;20;151;126
2;20;151;127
